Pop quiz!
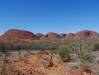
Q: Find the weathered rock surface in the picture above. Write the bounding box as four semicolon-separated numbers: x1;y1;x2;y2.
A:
40;30;99;39
0;29;99;42
60;33;66;38
75;30;99;39
65;33;75;38
0;29;40;42
47;32;61;38
36;33;44;37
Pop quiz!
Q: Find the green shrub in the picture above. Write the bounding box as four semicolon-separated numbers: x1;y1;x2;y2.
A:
0;43;6;51
58;46;71;62
81;63;92;73
81;53;94;63
93;43;99;51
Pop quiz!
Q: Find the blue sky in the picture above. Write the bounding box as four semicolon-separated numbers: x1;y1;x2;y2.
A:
0;0;99;34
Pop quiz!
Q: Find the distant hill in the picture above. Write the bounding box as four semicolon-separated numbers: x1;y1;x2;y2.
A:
0;29;99;42
0;29;40;42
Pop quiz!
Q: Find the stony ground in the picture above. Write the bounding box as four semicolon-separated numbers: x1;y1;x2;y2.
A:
0;51;98;75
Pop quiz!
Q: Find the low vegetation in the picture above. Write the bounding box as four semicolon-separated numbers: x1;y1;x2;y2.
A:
0;38;99;75
58;46;71;62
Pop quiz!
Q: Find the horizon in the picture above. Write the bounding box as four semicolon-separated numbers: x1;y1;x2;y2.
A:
0;28;99;35
0;0;99;34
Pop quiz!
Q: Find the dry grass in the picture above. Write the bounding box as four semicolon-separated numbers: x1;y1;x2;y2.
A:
0;50;98;75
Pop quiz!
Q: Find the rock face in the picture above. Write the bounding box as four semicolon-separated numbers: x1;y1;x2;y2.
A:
0;29;99;42
75;30;99;39
60;34;66;38
45;30;99;39
65;33;75;38
0;29;40;42
47;32;61;38
36;33;44;37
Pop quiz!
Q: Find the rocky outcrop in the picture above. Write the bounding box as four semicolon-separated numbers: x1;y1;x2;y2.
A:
60;33;66;38
65;33;75;38
64;30;99;39
75;30;99;39
47;32;61;38
36;33;44;37
0;29;40;42
0;29;99;42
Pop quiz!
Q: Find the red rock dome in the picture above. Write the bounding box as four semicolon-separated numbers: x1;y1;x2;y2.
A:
0;29;40;42
47;32;61;38
75;30;99;39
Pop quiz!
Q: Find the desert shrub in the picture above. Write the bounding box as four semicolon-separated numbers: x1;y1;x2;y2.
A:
30;41;58;50
95;57;99;64
0;43;6;52
81;53;94;64
47;38;67;43
67;62;80;70
75;40;95;73
0;41;18;52
0;42;17;74
0;42;12;62
80;62;94;73
67;39;95;72
74;39;95;63
58;46;71;62
93;43;99;51
0;41;59;53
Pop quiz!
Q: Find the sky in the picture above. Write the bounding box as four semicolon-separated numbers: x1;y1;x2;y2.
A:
0;0;99;34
